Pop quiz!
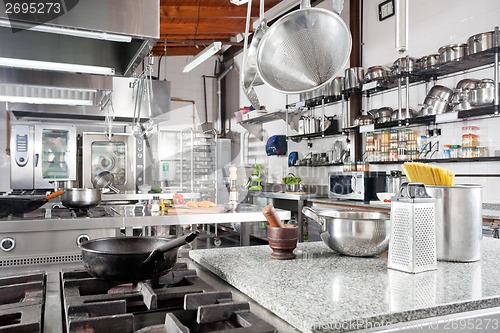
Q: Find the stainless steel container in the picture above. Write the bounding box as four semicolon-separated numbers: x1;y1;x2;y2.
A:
324;76;345;97
438;43;468;64
467;30;499;55
416;54;439;71
302;207;391;257
426;184;482;262
344;67;364;91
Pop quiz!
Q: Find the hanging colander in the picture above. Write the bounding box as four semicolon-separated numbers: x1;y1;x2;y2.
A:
256;0;352;94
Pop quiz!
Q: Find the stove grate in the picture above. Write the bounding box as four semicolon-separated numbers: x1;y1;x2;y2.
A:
0;272;45;333
60;263;277;333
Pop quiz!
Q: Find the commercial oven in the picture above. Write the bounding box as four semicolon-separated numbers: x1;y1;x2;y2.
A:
10;123;77;190
81;132;140;192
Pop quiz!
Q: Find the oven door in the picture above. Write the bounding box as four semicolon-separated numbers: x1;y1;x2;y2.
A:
328;173;363;200
82;133;137;192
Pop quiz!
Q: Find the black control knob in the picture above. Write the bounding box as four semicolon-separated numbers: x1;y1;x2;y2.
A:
0;237;15;252
19;157;25;163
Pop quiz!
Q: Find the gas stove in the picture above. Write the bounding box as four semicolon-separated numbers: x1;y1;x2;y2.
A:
0;271;46;332
0;206;120;268
0;263;277;333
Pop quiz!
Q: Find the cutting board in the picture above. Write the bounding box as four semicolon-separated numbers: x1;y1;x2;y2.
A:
166;205;226;215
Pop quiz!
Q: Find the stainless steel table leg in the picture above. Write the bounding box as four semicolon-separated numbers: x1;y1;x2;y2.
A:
240;223;251;246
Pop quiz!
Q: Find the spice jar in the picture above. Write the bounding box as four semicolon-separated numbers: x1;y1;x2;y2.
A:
343;161;356;172
356;161;369;172
461;125;479;148
442;144;451;159
450;145;461;158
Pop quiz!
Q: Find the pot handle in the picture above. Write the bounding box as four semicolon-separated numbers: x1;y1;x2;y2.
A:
302;207;325;226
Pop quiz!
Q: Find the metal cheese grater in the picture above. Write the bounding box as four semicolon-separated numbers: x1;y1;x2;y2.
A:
388;183;437;273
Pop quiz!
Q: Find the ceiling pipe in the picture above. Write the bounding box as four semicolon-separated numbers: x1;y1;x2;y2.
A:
216;64;234;136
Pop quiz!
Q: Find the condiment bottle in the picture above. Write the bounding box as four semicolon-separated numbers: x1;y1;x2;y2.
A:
151;196;160;212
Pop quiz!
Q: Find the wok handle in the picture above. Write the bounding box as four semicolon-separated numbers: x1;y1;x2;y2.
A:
45;189;64;200
142;231;200;266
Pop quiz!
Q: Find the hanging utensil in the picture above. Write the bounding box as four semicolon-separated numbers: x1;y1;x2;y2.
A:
256;0;351;94
93;171;120;194
243;0;268;89
241;0;261;109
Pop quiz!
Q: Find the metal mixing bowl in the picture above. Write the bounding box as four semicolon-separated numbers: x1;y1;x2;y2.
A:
302;207;391;257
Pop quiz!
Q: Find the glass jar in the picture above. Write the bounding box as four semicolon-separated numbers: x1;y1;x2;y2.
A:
476;146;487;157
461;125;479;148
356;161;369;172
389;149;398;162
450;144;461;159
461;147;477;158
380;130;390;145
343;161;356;172
407;150;419;161
442;144;451;159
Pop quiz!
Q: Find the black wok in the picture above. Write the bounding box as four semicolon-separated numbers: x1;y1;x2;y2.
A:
79;231;199;282
0;190;64;218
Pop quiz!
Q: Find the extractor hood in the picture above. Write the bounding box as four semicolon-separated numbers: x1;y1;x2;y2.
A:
0;0;159;77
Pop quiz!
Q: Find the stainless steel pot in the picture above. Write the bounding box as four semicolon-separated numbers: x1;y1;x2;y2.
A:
419;85;453;116
302;207;391;257
427;85;454;100
438;43;468;64
416;54;439;71
372;107;393;119
364;66;390;83
392;56;417;74
419;96;451;116
456;78;479;91
324;76;345;97
470;78;497;106
61;188;102;209
344;67;364;91
467;30;499;55
426;184;482;262
391;108;416;121
353;113;374;126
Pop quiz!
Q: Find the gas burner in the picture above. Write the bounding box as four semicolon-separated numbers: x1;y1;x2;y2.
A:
0;271;45;333
61;263;277;333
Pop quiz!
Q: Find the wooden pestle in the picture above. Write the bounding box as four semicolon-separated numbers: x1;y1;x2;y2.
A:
262;205;284;228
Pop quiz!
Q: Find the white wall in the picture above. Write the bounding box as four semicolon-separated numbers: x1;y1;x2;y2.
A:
224;0;500;202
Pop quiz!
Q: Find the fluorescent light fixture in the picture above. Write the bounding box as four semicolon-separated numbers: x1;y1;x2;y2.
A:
0;96;93;106
230;0;249;5
252;0;298;29
0;18;132;42
0;57;115;75
182;42;222;73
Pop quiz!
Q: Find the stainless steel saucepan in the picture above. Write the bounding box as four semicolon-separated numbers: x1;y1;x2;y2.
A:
61;188;102;209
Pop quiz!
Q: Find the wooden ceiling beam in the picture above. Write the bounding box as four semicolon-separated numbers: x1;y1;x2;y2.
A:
161;5;257;18
160;19;248;34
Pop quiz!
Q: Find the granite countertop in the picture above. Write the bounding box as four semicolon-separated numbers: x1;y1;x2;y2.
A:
190;239;500;333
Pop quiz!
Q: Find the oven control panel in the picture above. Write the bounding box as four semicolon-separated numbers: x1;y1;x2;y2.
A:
13;125;30;167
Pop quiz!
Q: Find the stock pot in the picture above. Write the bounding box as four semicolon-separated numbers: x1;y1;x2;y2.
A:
438;43;468;64
467;31;499;54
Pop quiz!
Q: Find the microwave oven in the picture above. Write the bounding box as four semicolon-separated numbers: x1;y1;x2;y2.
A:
328;171;386;201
